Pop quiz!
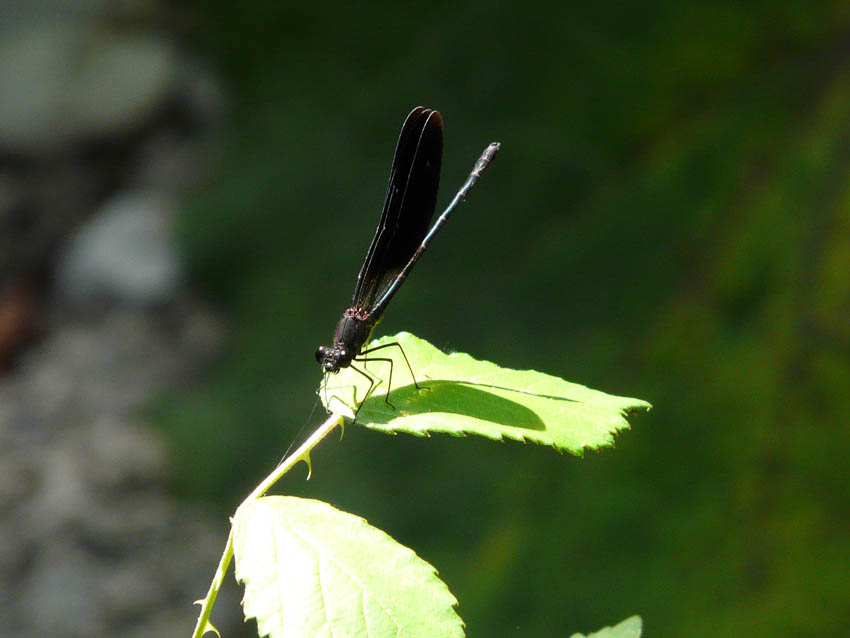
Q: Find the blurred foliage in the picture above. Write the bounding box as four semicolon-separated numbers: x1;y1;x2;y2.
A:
158;1;850;636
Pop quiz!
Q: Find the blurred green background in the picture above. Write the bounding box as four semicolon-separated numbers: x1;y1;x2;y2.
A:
160;2;850;636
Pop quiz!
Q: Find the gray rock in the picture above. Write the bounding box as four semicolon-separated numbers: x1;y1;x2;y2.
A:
0;5;239;637
0;303;236;636
19;540;104;636
0;2;113;31
0;24;177;154
56;191;183;306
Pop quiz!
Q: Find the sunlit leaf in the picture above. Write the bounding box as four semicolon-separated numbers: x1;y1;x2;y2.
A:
321;332;650;455
569;615;642;638
233;496;464;638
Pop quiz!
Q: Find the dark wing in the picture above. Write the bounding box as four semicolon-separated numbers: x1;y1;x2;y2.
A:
352;107;443;312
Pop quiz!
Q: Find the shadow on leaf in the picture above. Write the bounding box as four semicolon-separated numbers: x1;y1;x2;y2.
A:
355;379;546;431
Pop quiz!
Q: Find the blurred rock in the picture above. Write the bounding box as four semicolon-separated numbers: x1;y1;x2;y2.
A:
0;4;223;341
0;303;236;637
55;191;182;307
18;540;103;636
0;3;239;636
0;24;178;154
0;1;114;31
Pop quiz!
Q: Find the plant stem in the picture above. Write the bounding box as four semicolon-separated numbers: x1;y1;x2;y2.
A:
246;412;344;501
190;412;345;638
191;529;233;638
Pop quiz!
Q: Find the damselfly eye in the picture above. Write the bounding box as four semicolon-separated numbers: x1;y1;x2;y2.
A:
315;346;325;364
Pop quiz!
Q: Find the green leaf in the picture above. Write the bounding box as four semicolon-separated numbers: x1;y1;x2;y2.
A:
569;615;643;638
320;332;650;455
232;496;464;638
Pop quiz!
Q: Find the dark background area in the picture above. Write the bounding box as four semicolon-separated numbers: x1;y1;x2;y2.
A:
157;2;850;636
3;1;848;637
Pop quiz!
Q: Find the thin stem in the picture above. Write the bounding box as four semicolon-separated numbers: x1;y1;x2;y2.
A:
190;412;345;638
191;529;233;638
246;412;344;500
